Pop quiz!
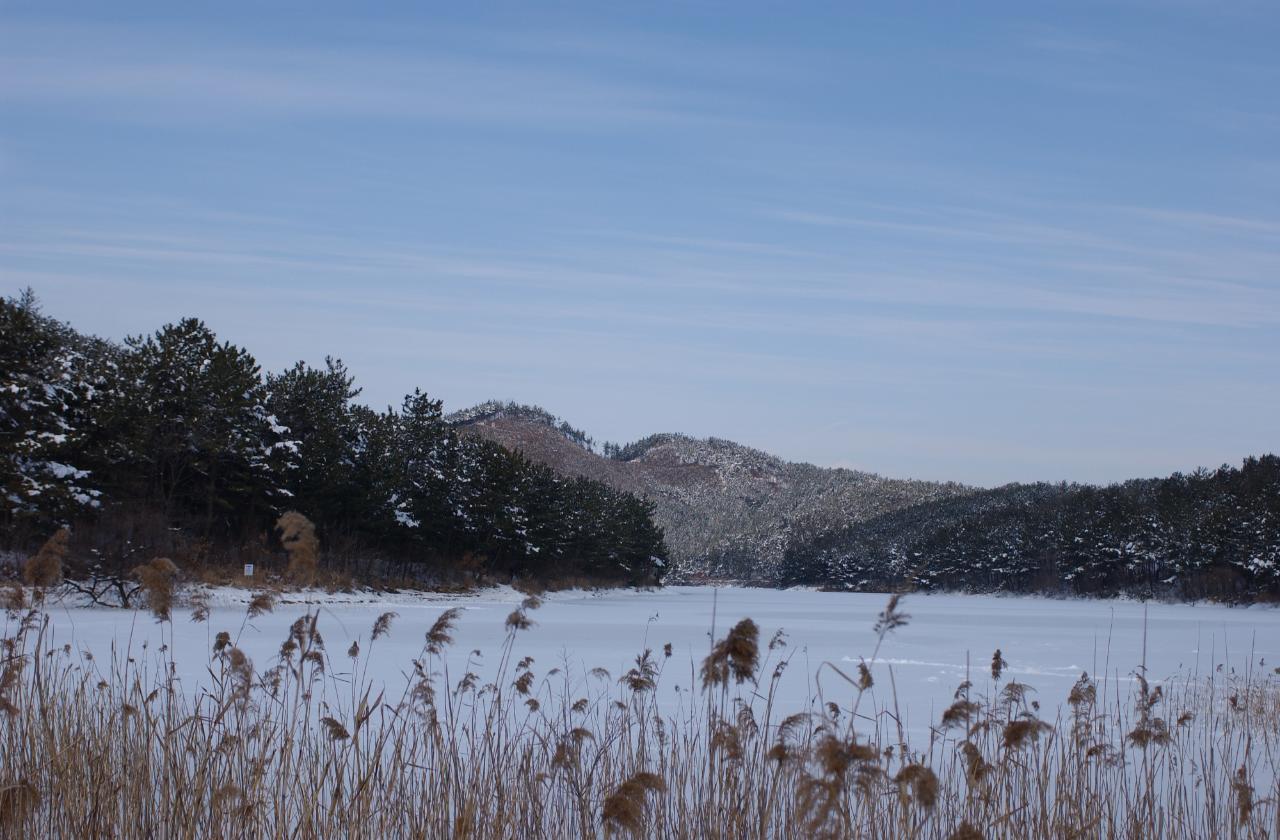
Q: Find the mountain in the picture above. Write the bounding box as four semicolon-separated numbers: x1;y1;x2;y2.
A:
449;402;1280;601
448;401;971;581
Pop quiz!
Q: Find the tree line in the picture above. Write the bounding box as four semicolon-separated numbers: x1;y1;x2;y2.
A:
0;291;667;586
780;457;1280;602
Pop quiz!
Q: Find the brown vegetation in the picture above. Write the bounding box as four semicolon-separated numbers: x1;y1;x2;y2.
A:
21;527;67;589
0;575;1276;837
277;511;320;587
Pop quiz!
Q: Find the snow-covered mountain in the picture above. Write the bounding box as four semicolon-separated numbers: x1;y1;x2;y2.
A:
450;404;1280;601
448;401;970;581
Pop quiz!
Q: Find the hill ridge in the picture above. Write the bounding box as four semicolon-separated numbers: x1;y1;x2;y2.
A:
449;401;972;580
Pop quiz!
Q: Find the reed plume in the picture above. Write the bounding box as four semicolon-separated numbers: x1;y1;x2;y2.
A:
949;821;985;840
23;528;68;589
1231;764;1254;825
894;763;939;809
188;589;210;623
276;511;319;586
601;771;665;836
872;593;909;637
131;557;179;622
371;611;398;641
246;591;276;618
990;649;1007;682
426;608;461;654
0;582;25;614
701;617;759;688
0;583;1273;838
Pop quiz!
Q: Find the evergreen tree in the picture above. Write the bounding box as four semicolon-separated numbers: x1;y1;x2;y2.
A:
265;358;362;537
0;291;100;535
1;292;672;587
104;318;294;533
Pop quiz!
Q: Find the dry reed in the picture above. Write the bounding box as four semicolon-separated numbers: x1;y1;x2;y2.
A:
277;511;319;586
22;528;67;589
131;557;179;621
0;583;1275;839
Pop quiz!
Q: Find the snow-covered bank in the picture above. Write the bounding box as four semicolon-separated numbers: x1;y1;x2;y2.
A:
28;585;1280;741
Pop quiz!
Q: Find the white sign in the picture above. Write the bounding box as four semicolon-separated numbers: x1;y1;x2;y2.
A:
244;563;255;577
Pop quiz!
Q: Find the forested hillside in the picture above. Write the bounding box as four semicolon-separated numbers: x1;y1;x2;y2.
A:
451;406;969;580
455;402;1280;601
0;291;666;587
780;460;1280;601
6;288;1275;601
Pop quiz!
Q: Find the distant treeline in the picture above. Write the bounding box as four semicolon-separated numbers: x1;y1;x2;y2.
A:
0;291;667;586
781;457;1280;601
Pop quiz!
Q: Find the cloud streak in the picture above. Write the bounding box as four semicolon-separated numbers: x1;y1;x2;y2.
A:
0;22;773;132
3;7;1278;485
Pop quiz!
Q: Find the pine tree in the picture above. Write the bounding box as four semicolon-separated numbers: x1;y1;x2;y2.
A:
105;318;293;534
265;357;362;537
0;291;100;537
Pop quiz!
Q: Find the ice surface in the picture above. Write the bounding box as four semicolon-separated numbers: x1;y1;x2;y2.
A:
30;586;1280;742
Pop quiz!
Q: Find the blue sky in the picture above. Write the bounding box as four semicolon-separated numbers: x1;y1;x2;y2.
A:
2;2;1278;486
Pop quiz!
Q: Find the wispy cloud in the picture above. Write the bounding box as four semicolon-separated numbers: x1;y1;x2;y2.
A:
1114;206;1280;238
757;201;1280;328
1016;22;1125;58
0;21;771;131
4;6;1278;485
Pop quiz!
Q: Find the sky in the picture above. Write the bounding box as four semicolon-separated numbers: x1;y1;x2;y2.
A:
2;2;1278;487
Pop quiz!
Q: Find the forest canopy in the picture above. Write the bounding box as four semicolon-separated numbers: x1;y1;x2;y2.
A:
0;291;667;587
780;458;1280;602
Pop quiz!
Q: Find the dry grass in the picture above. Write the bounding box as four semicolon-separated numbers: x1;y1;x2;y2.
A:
131;556;179;621
0;585;1276;838
277;511;320;587
21;527;67;589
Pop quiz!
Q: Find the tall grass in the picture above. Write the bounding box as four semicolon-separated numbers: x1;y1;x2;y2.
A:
0;578;1276;837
